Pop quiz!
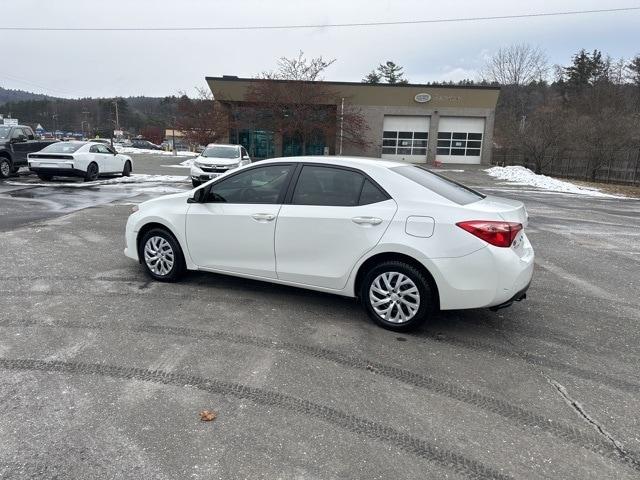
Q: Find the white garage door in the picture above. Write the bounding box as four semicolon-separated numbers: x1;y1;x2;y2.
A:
381;115;430;163
436;117;485;164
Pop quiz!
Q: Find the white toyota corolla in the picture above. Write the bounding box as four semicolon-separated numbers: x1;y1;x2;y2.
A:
124;157;534;331
28;141;133;181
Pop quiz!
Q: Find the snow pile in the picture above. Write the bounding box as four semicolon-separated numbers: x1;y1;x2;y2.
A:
115;146;197;157
485;166;619;197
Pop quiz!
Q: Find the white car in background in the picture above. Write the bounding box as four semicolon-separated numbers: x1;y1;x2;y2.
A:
125;156;534;331
190;143;251;188
28;141;133;181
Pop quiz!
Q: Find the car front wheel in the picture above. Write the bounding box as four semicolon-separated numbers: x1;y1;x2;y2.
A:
360;261;433;331
140;228;186;282
122;161;131;177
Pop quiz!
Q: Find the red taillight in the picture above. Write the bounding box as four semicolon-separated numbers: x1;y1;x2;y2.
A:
456;221;523;248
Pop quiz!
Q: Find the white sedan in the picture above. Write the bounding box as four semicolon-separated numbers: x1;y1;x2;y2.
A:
28;141;133;181
190;143;251;188
124;157;534;331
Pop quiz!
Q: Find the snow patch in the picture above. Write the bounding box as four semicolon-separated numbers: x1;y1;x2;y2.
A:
6;174;188;188
115;147;197;157
485;166;622;198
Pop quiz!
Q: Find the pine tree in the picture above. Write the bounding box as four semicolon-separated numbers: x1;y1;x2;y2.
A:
362;71;382;84
377;61;408;84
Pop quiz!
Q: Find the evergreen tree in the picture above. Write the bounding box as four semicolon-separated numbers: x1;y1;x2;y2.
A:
362;70;382;84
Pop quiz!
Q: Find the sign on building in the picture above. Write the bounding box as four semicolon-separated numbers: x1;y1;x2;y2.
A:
3;118;18;126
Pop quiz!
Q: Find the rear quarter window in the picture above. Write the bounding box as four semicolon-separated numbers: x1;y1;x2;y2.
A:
391;165;485;205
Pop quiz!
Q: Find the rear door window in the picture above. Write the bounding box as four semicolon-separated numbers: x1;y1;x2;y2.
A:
291;165;365;207
391;165;485;205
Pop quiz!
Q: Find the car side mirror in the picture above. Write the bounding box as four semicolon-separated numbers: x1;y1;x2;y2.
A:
187;188;205;203
242;155;250;160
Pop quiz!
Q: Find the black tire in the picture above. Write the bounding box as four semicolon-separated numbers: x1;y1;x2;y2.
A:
122;160;131;177
37;174;53;181
0;158;11;179
139;228;186;282
84;162;99;182
191;179;201;188
360;260;433;331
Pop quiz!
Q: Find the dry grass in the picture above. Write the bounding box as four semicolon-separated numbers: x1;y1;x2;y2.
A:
570;180;640;198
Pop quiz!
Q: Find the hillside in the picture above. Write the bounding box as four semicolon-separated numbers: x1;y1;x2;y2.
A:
0;86;52;105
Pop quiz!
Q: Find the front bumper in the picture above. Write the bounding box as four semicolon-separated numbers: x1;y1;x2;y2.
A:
190;164;231;181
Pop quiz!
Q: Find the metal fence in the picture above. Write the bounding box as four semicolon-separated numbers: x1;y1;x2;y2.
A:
491;148;640;185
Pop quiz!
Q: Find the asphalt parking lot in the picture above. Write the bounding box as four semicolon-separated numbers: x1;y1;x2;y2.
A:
1;154;639;479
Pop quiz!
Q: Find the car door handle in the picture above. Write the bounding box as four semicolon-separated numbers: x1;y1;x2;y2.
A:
352;216;383;226
251;213;276;222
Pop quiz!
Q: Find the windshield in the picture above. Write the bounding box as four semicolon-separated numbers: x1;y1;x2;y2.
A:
0;126;10;139
391;165;485;205
201;146;239;159
40;142;84;154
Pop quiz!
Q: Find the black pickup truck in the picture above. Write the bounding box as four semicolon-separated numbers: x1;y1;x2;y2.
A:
0;125;57;179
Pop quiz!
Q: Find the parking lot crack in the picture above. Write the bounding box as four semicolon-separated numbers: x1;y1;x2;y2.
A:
547;377;633;462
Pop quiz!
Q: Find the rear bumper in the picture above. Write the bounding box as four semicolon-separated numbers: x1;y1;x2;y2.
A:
29;166;87;178
431;233;534;310
489;282;530;311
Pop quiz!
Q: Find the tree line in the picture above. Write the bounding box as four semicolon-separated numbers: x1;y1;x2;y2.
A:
484;44;640;182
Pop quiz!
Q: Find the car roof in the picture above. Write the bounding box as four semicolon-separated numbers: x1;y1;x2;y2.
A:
257;156;406;170
205;143;241;148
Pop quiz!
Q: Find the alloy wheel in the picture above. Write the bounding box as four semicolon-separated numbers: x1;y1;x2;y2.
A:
0;160;10;178
369;271;420;324
144;236;175;276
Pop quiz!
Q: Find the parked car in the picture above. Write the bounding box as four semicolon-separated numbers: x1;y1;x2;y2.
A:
0;125;57;179
190;143;251;188
89;138;114;146
130;139;162;150
124;157;534;331
28;141;133;181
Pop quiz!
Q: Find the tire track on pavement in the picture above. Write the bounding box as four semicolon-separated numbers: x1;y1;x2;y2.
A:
0;358;511;480
1;318;639;473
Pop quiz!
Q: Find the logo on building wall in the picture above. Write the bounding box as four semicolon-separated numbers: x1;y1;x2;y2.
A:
414;93;432;103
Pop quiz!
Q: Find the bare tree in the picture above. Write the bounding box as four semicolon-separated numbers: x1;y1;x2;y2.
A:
261;51;336;81
481;44;548;86
241;52;370;155
518;105;568;174
175;87;227;147
244;79;369;154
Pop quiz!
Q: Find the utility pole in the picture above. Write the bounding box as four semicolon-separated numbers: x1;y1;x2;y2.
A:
339;97;345;155
172;115;177;156
113;100;120;131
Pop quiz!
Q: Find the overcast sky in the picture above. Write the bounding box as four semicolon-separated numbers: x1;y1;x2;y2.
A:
2;0;639;98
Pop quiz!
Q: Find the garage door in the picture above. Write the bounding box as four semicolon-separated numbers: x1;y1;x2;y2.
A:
381;116;430;163
436;117;485;164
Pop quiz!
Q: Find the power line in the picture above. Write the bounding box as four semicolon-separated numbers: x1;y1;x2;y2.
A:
1;7;639;31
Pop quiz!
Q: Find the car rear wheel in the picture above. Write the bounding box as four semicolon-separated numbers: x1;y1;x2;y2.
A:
0;158;11;179
140;228;186;282
191;179;201;188
122;161;131;177
360;261;433;331
37;174;53;181
85;162;99;182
